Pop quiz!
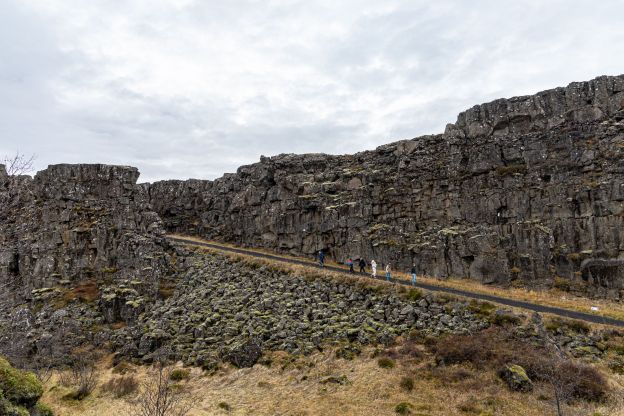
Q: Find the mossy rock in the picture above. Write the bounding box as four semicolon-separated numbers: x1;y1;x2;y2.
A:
497;364;533;392
0;357;44;408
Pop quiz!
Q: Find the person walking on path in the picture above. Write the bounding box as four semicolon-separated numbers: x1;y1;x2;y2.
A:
371;260;377;278
410;264;417;285
385;263;392;282
358;258;366;274
347;258;354;273
318;250;325;268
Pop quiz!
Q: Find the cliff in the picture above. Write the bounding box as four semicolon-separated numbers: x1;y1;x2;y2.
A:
149;74;624;298
0;163;174;301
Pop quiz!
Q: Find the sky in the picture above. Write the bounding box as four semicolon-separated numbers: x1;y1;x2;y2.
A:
1;0;623;182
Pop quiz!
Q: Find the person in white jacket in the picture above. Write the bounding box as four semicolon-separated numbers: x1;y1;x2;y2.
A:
385;263;391;281
371;259;377;278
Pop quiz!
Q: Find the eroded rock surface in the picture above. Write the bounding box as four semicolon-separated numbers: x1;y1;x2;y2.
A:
0;164;173;300
149;75;624;297
0;164;178;364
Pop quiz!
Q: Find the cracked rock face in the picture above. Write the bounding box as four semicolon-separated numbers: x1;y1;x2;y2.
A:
148;75;624;298
0;163;174;301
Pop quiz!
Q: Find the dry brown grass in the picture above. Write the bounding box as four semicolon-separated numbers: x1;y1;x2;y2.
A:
170;234;624;322
41;343;624;416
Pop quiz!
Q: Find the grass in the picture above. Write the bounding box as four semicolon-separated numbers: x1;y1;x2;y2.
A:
170;234;624;323
39;341;624;416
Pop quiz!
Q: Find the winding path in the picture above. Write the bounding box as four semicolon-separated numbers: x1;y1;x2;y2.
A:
169;236;624;328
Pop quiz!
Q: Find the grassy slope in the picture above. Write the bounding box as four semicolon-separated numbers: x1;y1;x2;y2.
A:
39;241;624;415
42;343;624;416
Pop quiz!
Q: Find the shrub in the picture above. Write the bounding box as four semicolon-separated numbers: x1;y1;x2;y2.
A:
526;354;609;404
431;332;496;368
377;358;396;369
60;354;98;401
489;312;521;326
134;361;193;416
545;317;590;334
398;340;423;360
399;376;414;391
395;402;413;415
467;300;496;317
606;338;624;355
429;327;548;372
608;356;624;374
112;361;135;375
405;289;422;301
34;402;54;416
432;366;475;385
554;360;608;402
169;368;191;381
218;401;231;411
101;375;139;398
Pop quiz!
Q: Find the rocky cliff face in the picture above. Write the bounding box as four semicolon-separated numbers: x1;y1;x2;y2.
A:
0;164;173;301
0;164;180;365
149;75;624;298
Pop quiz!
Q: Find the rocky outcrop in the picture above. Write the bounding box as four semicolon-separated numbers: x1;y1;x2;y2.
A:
498;364;533;392
111;252;488;367
453;75;624;138
149;74;624;298
0;164;179;366
0;164;174;301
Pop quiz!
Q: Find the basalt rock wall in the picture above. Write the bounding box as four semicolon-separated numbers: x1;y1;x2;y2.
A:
0;164;174;301
149;75;624;298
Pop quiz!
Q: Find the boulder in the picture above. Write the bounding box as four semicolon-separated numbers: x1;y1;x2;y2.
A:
498;364;533;392
224;337;263;368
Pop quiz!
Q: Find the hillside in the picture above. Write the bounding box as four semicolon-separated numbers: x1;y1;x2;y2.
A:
1;75;624;415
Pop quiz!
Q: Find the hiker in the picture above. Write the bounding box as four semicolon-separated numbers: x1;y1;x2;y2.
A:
385;263;391;282
347;258;354;273
371;260;377;278
318;250;325;268
410;264;417;285
358;258;366;274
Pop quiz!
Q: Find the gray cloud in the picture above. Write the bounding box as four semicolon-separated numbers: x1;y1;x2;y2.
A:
1;0;623;182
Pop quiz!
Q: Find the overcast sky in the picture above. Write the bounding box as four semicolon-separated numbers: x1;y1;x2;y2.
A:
1;0;623;182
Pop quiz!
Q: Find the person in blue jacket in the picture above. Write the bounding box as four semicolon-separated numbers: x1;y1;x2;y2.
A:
318;250;325;267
